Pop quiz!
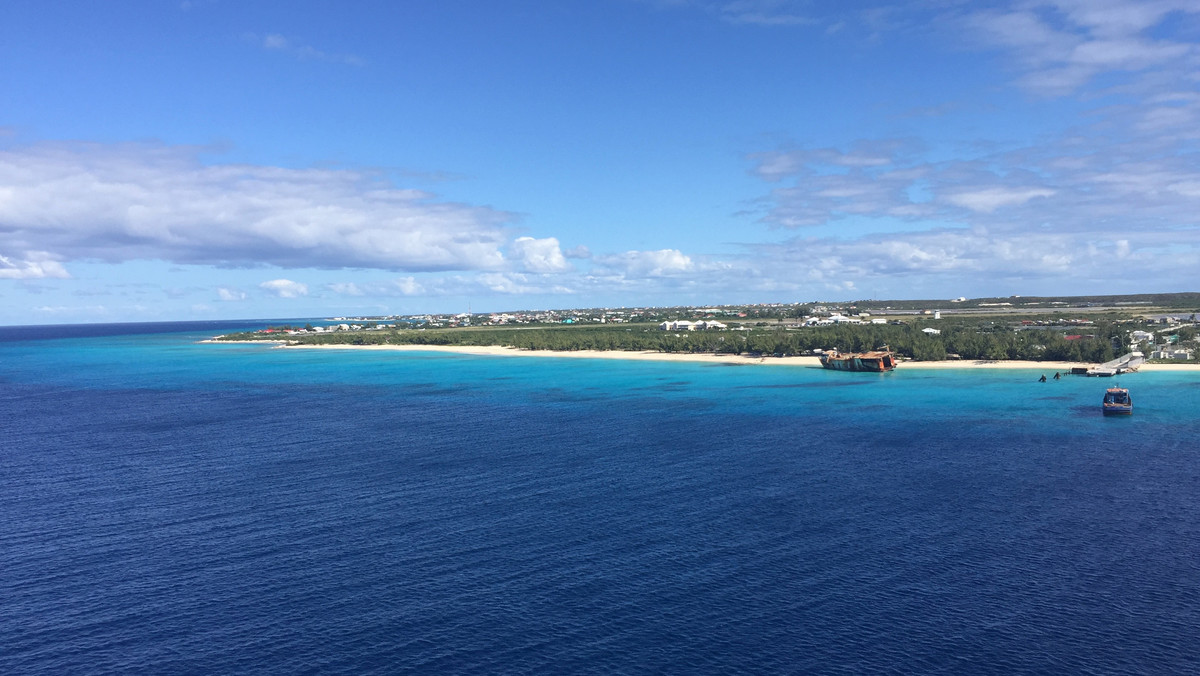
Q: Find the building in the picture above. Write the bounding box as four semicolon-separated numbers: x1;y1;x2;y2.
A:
1151;347;1193;360
658;320;694;331
658;320;725;331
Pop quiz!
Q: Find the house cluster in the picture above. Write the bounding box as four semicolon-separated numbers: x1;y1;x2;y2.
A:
487;309;644;325
1019;318;1095;327
1130;329;1195;360
800;313;889;326
261;322;397;336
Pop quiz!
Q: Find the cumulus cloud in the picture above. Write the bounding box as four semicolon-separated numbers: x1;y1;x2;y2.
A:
259;279;308;298
509;236;571;273
0;141;515;273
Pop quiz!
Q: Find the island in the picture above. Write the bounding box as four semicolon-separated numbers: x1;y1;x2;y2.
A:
209;293;1200;370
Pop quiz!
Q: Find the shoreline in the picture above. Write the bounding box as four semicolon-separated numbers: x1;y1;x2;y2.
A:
203;339;1200;371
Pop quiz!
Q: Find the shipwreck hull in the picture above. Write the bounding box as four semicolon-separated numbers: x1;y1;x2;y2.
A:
819;350;896;372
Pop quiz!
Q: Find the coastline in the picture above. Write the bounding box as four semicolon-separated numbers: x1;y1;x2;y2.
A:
205;340;1200;371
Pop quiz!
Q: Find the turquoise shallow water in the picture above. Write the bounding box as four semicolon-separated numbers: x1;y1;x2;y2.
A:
3;322;1199;673
6;324;1194;422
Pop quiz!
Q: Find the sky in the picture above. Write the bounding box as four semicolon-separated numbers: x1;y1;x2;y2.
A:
2;0;1199;324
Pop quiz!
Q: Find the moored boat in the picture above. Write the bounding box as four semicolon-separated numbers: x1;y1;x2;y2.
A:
1102;387;1132;415
819;346;897;372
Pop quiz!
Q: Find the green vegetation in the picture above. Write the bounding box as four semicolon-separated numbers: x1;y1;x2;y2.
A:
217;321;1124;362
214;293;1199;362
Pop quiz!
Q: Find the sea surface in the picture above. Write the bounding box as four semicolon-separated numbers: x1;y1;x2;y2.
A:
3;321;1199;674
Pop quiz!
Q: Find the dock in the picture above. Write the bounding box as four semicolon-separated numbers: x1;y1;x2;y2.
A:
1087;352;1145;377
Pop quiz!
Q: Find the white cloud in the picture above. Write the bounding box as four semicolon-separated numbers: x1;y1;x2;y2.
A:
391;277;424;295
509;236;571;273
943;187;1056;213
216;287;246;301
476;272;540;294
0;252;70;279
259;279;308;298
596;249;695;277
960;1;1200;95
749;131;1200;237
0;141;514;272
737;225;1200;299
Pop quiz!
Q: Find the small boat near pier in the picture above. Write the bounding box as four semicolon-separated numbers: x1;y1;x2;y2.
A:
1102;387;1132;415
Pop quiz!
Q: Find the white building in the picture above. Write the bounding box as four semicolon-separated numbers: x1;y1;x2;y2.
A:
659;320;695;331
1152;347;1193;360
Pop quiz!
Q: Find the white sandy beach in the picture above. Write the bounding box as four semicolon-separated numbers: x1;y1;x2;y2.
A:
213;341;1199;372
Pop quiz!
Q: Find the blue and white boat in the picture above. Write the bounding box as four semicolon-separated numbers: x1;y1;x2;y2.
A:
1102;387;1132;415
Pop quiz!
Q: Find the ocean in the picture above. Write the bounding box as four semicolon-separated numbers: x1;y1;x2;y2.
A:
3;321;1199;674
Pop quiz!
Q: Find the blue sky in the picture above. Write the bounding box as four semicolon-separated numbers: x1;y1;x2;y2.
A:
2;0;1199;324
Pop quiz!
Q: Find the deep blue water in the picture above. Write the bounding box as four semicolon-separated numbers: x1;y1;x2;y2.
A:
3;321;1199;674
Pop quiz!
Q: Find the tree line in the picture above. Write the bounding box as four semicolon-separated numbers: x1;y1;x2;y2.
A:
221;321;1128;362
